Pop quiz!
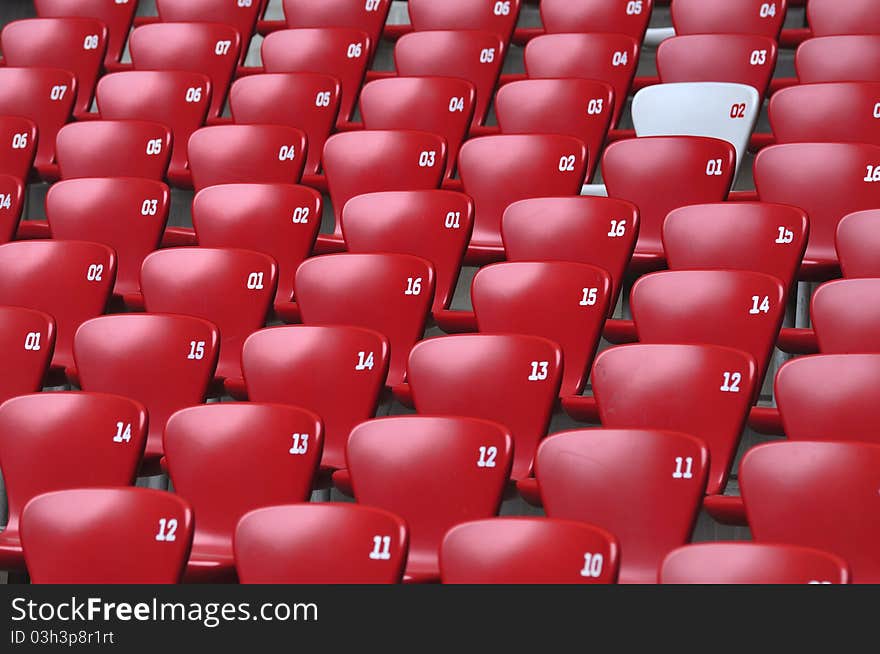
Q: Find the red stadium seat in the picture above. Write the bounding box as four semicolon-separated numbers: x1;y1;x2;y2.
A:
807;0;879;37
155;0;262;66
0;67;75;175
459;134;588;263
164;403;322;581
741;441;880;583
96;71;211;185
602;136;735;270
755;143;880;278
55;120;172;181
565;344;757;499
770;83;880;146
295;253;433;388
35;0;137;67
278;0;390;61
128;22;240;119
359;77;476;181
235;504;408;584
472;262;612;398
408;0;521;44
776;354;880;444
0;307;55;405
261;28;370;129
812;281;880;354
524;33;639;128
540;0;654;42
394;30;505;130
663;203;808;294
441;518;619;584
796;36;880;84
0;116;37;182
187;124;308;192
321;130;446;251
660;543;849;584
671;0;787;38
192;183;322;319
1;18;106;118
74;314;219;467
21;488;193;583
344;415;512;583
141;248;276;386
242;325;388;471
0;240;115;373
535;428;708;584
406;334;562;481
0;175;24;243
496;79;614;182
657;35;777;98
837;210;880;278
0;392;147;572
230;73;341;176
46;177;170;302
502;197;640;320
342;190;474;318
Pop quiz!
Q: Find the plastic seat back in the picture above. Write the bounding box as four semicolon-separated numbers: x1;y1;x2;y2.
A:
0;67;75;170
525;33;639;127
796;36;880;84
155;0;261;66
322;130;447;242
593;343;757;495
242;325;389;471
0;392;147;555
129;22;240;119
192;183;322;309
441;517;619;584
671;0;787;38
164;403;322;568
496;79;614;182
97;71;211;178
281;0;391;61
0;240;115;371
0;175;25;243
633;82;760;178
409;0;521;44
540;0;654;42
776;353;880;445
295;253;434;387
459;134;588;255
21;488;193;583
230;73;340;176
55;120;172;181
74;314;219;461
360;77;476;181
342;190;474;315
755;143;880;266
235;504;408;584
0;116;37;181
537;428;708;584
35;0;137;66
741;441;880;583
502;197;639;316
602;136;735;259
141;248;276;382
837;210;880;278
187;124;308;192
472;261;612;397
395;30;505;129
770;83;880;147
261;28;371;127
808;0;880;37
0;307;55;405
663;202;808;293
347;416;512;581
660;543;849;584
46;177;170;298
1;17;107;116
812;281;880;354
407;334;562;480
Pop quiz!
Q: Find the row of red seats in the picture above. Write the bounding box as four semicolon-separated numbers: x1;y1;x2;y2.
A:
1;394;872;583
